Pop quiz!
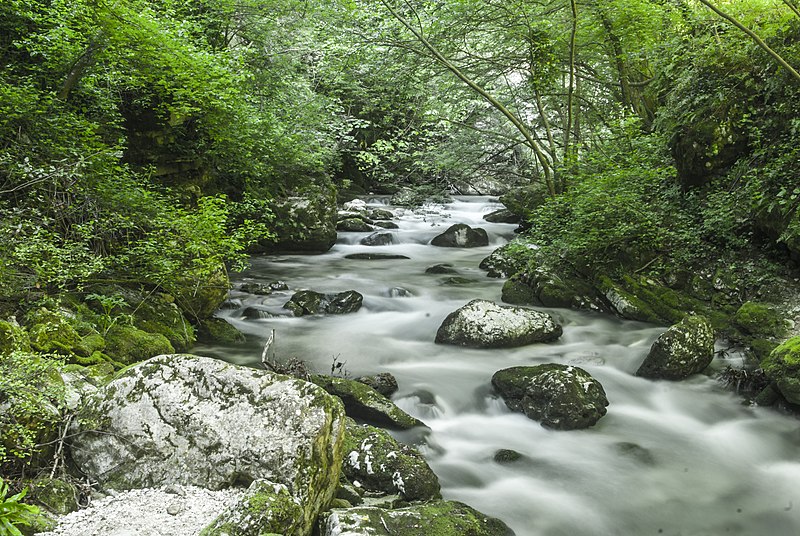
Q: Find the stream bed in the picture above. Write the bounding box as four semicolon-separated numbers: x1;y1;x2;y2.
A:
197;196;800;536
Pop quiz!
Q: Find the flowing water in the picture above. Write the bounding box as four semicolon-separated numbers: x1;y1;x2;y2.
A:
197;196;800;536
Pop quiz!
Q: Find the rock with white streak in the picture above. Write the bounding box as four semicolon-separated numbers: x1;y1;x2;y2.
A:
342;419;440;502
435;299;562;348
68;354;345;536
320;501;515;536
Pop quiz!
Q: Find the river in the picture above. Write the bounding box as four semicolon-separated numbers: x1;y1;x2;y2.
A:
197;196;800;536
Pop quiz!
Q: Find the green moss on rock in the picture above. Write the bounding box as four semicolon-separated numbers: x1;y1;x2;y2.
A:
0;318;31;355
761;336;800;404
342;419;441;502
733;301;787;339
104;325;174;365
200;480;305;536
321;500;515;536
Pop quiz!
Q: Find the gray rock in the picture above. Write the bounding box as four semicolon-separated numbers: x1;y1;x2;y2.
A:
342;419;440;502
239;282;272;295
435;299;562;348
284;290;363;316
310;375;423;430
492;364;609;430
367;208;394;220
355;373;399;398
321;501;514;536
69;354;345;535
360;231;394;246
483;209;520;224
430;223;489;248
636;315;715;380
479;240;537;279
337;218;374;232
374;221;399;229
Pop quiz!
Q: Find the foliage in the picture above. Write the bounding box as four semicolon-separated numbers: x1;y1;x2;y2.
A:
0;352;65;474
0;479;41;536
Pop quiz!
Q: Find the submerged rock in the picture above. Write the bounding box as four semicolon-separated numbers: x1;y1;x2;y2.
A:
342;419;440;502
636;315;715;380
435;299;562;348
345;253;410;260
69;354;345;535
374;221;399;229
310;375;423;430
425;263;459;274
761;336;800;404
430;223;489;248
492;364;609;430
284;290;363;316
321;500;514;536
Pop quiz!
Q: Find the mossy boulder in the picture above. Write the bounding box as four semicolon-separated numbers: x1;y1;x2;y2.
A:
130;294;196;351
733;301;787;339
0;318;31;355
104;324;174;365
26;308;83;355
636;315;715;380
436;299;562;348
196;318;246;344
310;375;423;430
492;364;609;430
761;337;800;404
32;478;80;515
342;419;441;502
69;355;346;535
321;500;514;536
479;239;537;279
355;373;399;398
200;480;305;536
170;262;230;321
501;267;603;311
430;224;489;248
265;184;338;253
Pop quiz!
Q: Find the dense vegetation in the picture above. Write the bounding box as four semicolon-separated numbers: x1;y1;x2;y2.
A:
1;0;799;525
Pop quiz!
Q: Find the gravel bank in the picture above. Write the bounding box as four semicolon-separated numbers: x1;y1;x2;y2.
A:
36;485;244;536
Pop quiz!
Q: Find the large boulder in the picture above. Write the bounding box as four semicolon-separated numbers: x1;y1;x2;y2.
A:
430;224;489;248
69;354;345;535
342;419;440;502
265;185;338;253
284;290;363;316
321;501;514;536
636;315;715;380
310;375;423;430
492;364;608;430
482;209;519;224
501;267;603;311
337;218;374;232
435;299;562;348
761;336;800;404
